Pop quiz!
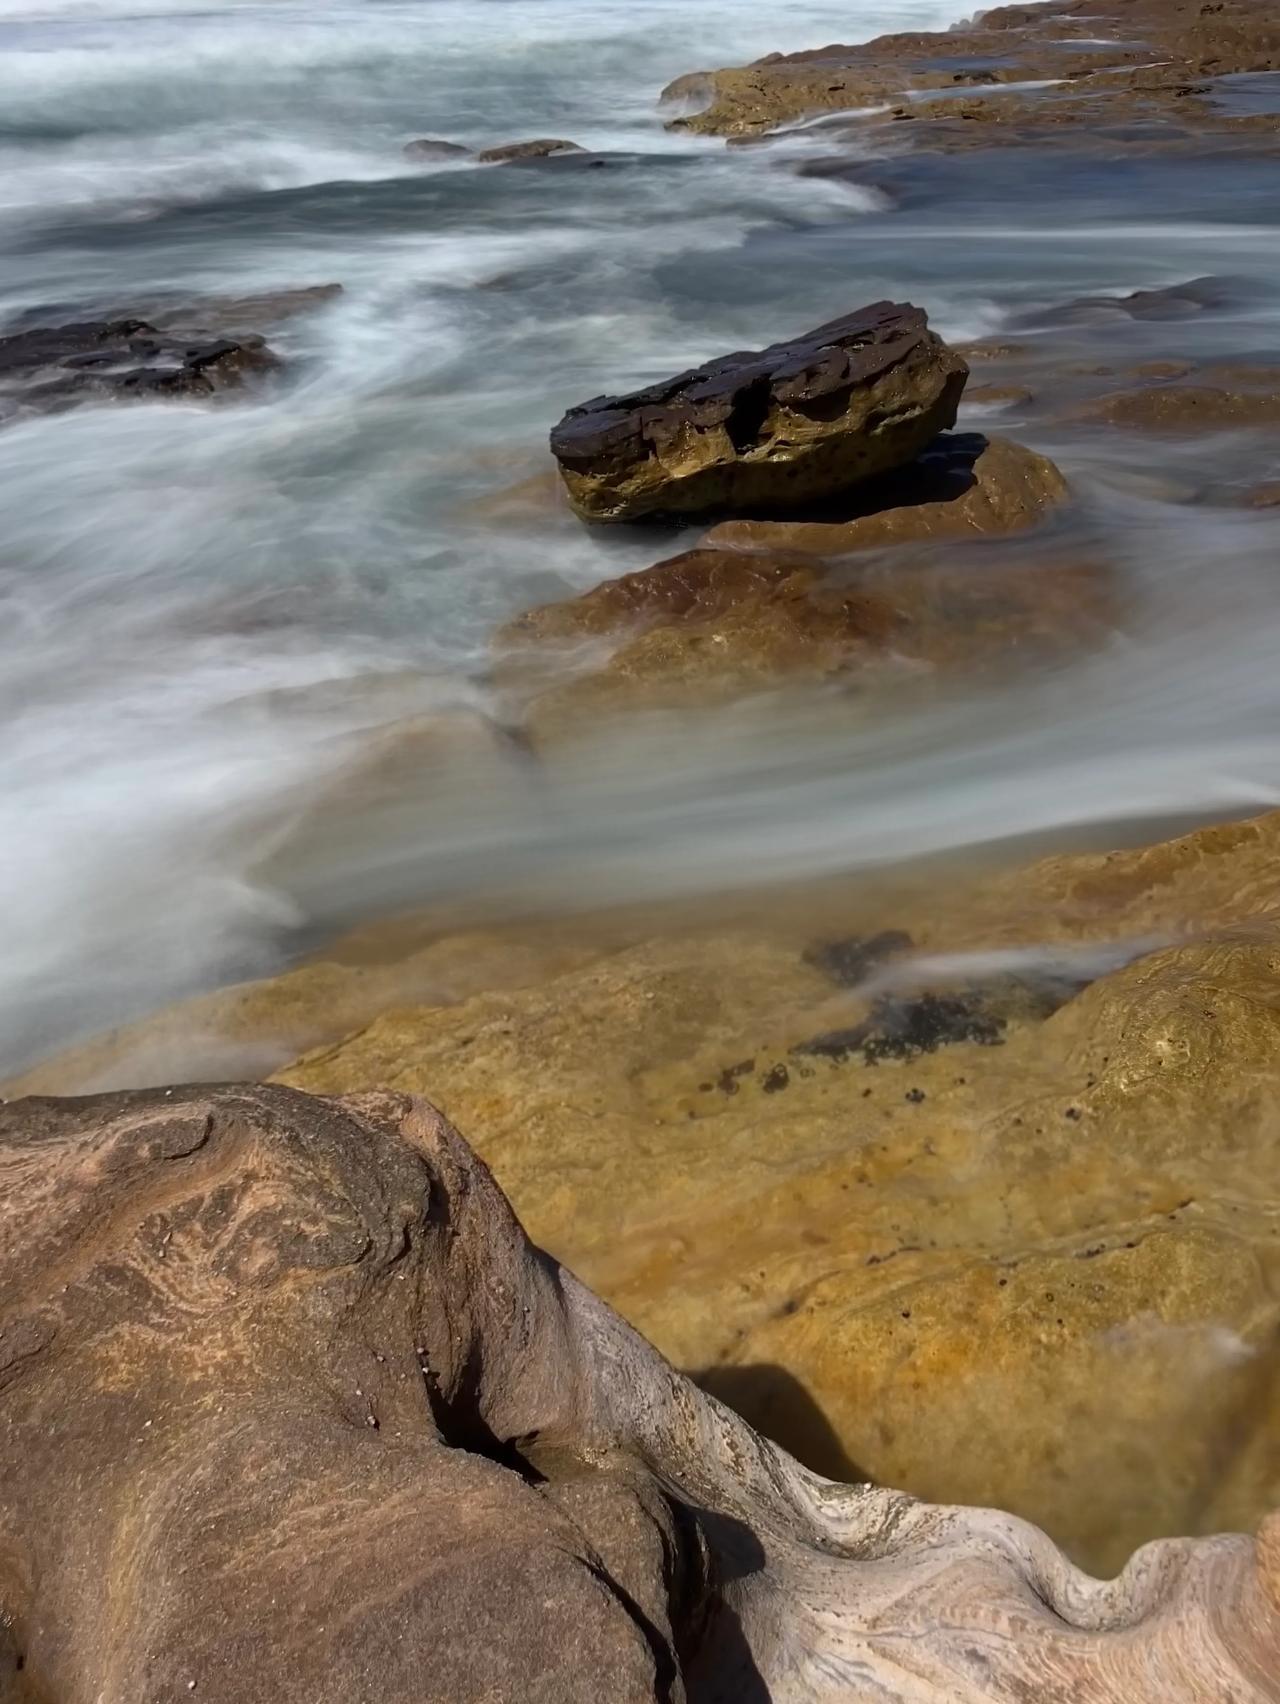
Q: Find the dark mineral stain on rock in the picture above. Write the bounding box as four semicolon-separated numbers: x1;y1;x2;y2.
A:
760;1064;791;1094
794;991;1007;1064
804;929;914;988
717;1058;756;1095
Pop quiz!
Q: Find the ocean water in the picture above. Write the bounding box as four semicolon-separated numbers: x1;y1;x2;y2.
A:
1;0;1279;1071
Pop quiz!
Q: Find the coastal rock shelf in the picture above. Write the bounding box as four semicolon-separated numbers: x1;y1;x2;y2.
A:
1;1083;1275;1702
664;0;1280;139
548;301;968;523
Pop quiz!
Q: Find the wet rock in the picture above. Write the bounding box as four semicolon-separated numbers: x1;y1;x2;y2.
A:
477;137;585;163
804;928;914;986
272;815;1280;1571
704;432;1068;554
142;283;342;333
794;989;1008;1062
1017;275;1254;328
548;301;968;523
0;317;278;418
964;382;1034;408
663;0;1280;136
498;509;1112;739
403;137;472;160
1069;382;1280;430
2;1083;1275;1703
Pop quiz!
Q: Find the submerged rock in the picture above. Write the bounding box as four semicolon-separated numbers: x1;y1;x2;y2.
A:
664;0;1280;136
704;431;1067;553
0;317;278;418
403;136;472;160
548;301;968;523
477;137;585;162
1;1081;1276;1702
1068;382;1280;430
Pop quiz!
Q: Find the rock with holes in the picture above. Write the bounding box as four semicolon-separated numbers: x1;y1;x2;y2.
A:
0;1082;1277;1701
548;301;968;523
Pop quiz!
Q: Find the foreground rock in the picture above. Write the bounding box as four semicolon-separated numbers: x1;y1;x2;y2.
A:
549;301;968;523
278;811;1280;1572
0;317;278;419
1;1082;1276;1701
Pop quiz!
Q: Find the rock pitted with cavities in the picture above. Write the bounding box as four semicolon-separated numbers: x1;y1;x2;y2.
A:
548;300;969;522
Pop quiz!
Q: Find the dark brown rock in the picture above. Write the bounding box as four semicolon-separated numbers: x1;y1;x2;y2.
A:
477;138;585;163
548;301;969;523
0;317;279;419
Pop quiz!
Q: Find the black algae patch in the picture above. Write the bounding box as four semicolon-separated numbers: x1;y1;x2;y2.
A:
804;929;914;988
793;991;1007;1064
716;1058;756;1095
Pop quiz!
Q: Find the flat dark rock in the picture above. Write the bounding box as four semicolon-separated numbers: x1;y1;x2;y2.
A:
0;316;279;419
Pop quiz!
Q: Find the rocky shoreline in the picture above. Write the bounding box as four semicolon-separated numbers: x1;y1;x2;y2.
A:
4;0;1280;1697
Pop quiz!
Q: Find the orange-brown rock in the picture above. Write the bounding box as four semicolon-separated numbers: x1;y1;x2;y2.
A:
274;813;1280;1574
1069;383;1280;430
704;432;1068;555
666;0;1280;136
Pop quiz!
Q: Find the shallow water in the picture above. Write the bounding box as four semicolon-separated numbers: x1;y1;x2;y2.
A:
2;0;1280;1072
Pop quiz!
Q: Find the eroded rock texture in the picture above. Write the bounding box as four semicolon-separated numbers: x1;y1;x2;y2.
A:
548;302;968;523
0;318;279;420
0;1083;1276;1702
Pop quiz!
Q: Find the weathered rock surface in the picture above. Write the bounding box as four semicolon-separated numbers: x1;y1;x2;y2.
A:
499;536;1112;735
1;1081;1277;1701
477;137;585;163
1068;382;1280;430
495;432;1088;734
548;301;968;523
277;812;1280;1572
665;0;1280;137
0;317;278;419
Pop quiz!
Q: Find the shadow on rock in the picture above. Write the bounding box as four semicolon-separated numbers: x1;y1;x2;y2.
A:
694;1362;869;1484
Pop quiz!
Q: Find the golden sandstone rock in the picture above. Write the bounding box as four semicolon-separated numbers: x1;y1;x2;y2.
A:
276;811;1280;1574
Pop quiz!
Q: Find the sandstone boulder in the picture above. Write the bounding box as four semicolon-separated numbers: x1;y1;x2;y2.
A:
1;1082;1276;1702
548;301;968;523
